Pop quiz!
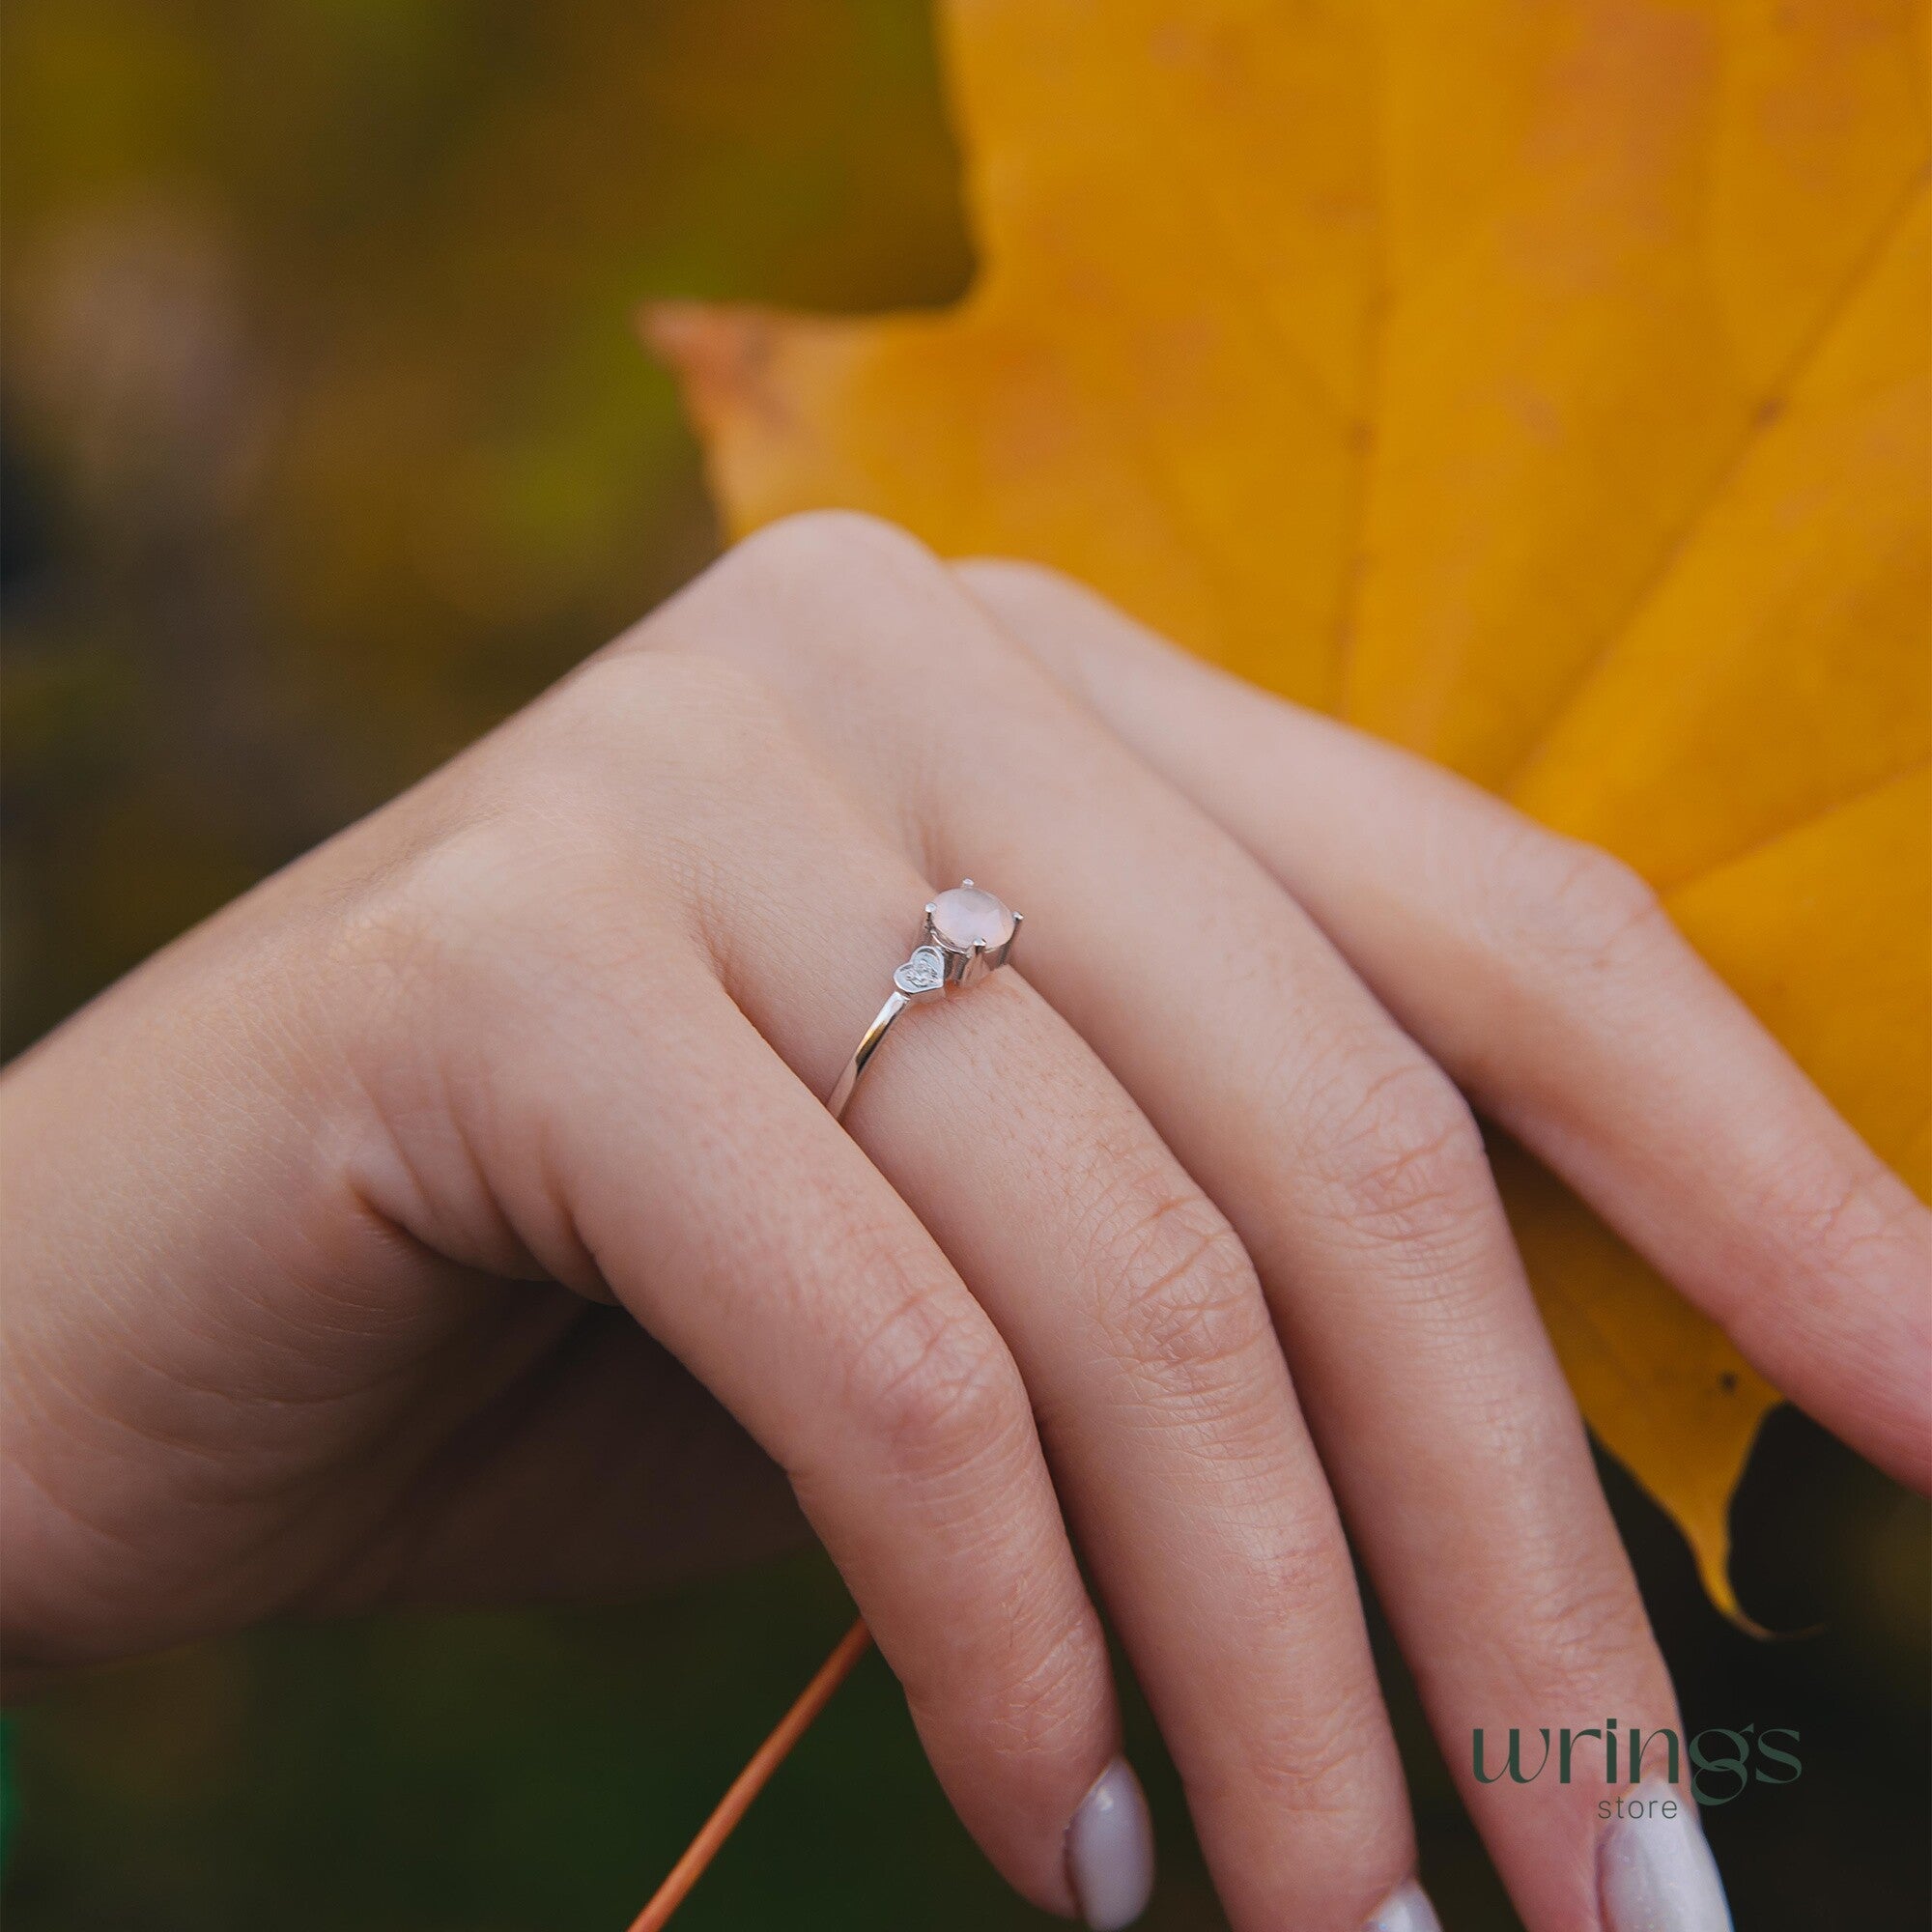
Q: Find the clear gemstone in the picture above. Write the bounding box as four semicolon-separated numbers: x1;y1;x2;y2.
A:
895;946;947;994
928;885;1015;953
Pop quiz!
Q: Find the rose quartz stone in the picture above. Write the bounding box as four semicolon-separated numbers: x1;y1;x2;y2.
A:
929;885;1014;952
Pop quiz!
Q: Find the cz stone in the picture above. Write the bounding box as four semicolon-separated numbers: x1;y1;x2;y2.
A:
928;885;1015;953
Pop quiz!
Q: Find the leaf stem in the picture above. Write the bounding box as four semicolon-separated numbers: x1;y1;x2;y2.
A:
626;1617;873;1931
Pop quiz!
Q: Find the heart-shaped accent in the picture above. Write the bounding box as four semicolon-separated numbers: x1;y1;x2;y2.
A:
894;946;947;996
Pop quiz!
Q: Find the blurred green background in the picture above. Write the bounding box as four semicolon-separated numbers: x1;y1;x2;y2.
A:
2;4;1926;1927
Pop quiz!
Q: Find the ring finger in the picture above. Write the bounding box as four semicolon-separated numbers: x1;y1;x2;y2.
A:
601;584;1430;1924
680;691;1423;1931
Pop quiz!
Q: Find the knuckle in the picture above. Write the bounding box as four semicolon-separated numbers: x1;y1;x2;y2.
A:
544;653;835;902
1499;832;1668;984
561;645;796;774
844;1284;1029;1488
716;512;1010;695
331;805;674;1047
1237;1501;1355;1626
897;1601;1115;1878
331;671;763;1013
332;808;589;986
1761;1151;1926;1292
954;554;1088;609
1093;1180;1274;1405
978;1614;1110;1770
726;507;945;597
1508;1558;1658;1703
1308;1055;1494;1251
1239;1679;1389;1825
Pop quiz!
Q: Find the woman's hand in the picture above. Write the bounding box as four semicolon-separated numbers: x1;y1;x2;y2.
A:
4;512;1925;1932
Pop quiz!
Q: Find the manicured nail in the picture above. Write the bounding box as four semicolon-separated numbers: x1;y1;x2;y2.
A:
1363;1876;1444;1932
1599;1785;1733;1931
1065;1757;1155;1930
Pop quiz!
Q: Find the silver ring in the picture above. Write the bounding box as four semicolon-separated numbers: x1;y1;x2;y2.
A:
826;881;1023;1122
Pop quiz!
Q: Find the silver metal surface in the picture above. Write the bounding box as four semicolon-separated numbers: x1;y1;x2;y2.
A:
826;880;1021;1122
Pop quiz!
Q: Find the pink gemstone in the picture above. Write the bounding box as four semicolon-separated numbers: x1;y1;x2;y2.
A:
929;885;1015;952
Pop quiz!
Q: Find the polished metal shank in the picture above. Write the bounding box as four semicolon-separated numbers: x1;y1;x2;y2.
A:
825;881;1021;1122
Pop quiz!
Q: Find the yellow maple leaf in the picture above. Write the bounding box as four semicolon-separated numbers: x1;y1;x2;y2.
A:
646;0;1931;1612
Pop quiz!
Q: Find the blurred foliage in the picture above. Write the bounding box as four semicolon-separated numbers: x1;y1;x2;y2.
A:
0;5;1925;1929
1;0;971;1055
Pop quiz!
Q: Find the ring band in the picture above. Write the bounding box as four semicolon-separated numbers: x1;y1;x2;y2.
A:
826;881;1023;1122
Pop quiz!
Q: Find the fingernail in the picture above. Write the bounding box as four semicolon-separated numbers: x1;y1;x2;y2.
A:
1363;1876;1444;1932
1065;1756;1155;1930
1599;1784;1733;1931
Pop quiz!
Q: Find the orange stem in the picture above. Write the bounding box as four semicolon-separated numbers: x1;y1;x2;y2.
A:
626;1617;873;1932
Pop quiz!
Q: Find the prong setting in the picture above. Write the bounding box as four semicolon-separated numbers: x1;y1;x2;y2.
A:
829;879;1022;1121
923;881;1020;987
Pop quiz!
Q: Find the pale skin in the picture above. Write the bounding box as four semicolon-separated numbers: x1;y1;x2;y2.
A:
3;511;1927;1931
